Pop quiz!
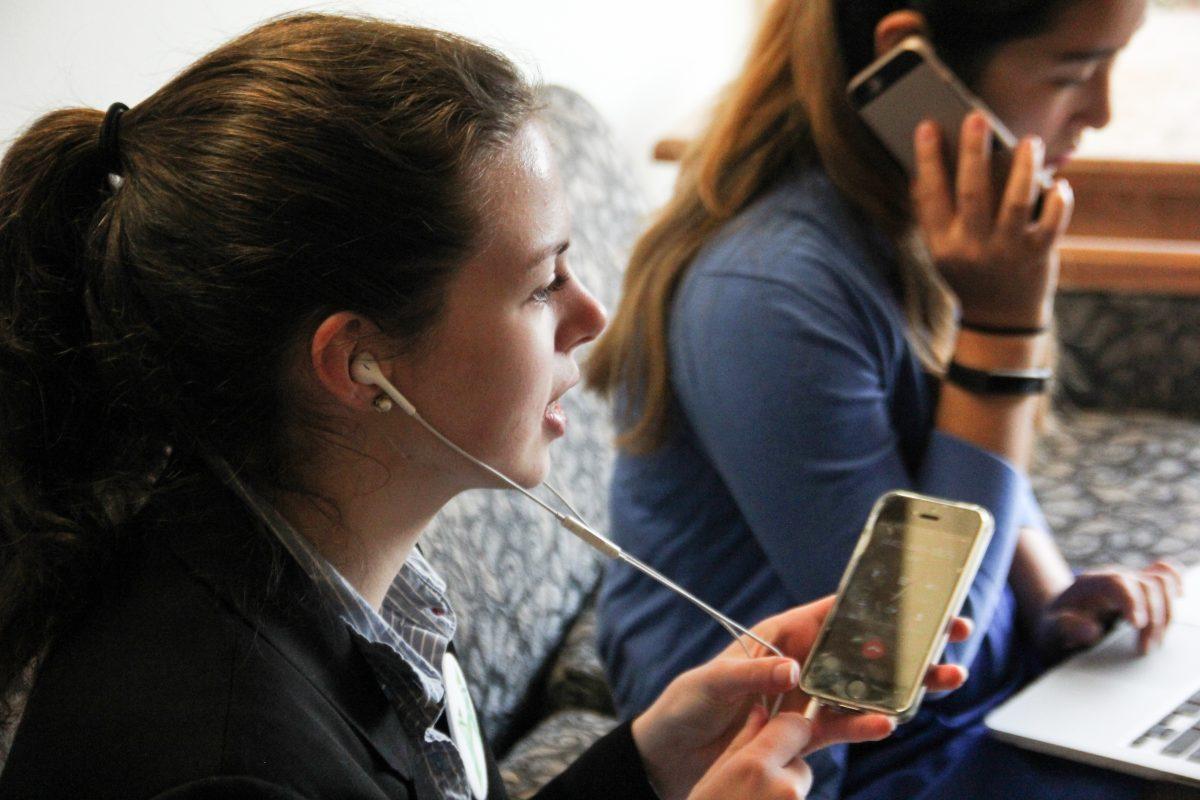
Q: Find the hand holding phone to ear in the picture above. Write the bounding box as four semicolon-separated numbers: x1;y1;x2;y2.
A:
912;112;1074;330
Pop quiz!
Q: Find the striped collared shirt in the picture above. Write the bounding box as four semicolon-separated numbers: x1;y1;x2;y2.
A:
226;474;473;800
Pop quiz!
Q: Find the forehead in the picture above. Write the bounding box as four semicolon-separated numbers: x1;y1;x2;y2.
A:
471;120;568;256
1027;0;1147;60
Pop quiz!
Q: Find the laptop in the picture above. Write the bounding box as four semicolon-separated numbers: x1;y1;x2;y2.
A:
986;566;1200;788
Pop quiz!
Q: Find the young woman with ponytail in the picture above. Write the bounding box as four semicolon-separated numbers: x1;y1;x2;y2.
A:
590;1;1180;797
0;12;979;800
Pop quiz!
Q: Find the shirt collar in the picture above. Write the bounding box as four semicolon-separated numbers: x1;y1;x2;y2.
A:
209;458;457;733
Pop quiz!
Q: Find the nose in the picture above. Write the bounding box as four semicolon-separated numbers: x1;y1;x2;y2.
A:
1078;67;1113;131
556;276;608;353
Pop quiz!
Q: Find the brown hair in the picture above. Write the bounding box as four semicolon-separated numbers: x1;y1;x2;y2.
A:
586;0;1072;452
0;13;535;723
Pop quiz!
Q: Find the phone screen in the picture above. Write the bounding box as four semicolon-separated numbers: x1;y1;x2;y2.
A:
803;496;980;711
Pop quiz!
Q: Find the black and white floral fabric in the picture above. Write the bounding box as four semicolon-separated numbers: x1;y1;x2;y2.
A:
1056;291;1200;419
1034;409;1200;569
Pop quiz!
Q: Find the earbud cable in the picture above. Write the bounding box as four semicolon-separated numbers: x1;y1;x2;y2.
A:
357;355;794;715
390;397;787;714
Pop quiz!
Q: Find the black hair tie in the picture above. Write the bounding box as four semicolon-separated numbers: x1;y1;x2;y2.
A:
98;102;129;179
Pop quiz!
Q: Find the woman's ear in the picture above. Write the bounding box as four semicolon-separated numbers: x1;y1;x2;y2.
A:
310;311;388;412
874;10;928;58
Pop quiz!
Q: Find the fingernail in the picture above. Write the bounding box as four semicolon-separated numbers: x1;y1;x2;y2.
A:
775;660;800;687
917;121;936;144
971;112;988;134
1029;136;1045;161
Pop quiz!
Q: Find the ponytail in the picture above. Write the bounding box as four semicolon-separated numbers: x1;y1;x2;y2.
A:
0;107;159;725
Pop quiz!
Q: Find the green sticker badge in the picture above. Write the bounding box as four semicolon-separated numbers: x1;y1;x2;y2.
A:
441;652;488;800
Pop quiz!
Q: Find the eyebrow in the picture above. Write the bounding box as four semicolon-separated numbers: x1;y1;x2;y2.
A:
1055;47;1120;64
526;240;570;271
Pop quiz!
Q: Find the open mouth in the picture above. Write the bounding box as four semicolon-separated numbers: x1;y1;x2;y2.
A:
544;400;567;434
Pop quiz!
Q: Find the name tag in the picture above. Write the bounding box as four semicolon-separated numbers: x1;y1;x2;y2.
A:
442;652;488;800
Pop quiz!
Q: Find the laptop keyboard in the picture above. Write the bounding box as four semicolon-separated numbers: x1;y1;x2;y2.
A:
1131;690;1200;761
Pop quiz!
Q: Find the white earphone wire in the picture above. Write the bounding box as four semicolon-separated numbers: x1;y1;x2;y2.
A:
355;355;792;714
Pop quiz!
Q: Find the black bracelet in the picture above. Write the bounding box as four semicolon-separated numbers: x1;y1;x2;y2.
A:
959;319;1049;337
945;361;1051;396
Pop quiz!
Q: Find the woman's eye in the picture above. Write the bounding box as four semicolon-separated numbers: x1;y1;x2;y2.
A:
1049;64;1100;89
1050;76;1087;89
532;272;569;304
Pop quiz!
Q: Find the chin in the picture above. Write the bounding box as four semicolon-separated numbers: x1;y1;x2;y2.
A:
483;450;550;492
517;451;552;489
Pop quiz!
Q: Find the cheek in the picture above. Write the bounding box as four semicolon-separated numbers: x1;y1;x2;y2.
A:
981;80;1070;143
459;320;555;446
975;57;1062;141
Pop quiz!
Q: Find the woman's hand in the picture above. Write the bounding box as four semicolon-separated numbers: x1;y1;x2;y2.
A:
1037;560;1185;660
912;111;1074;329
630;596;972;800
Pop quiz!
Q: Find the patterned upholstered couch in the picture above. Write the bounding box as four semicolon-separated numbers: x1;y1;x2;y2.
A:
422;86;1200;798
1037;292;1200;570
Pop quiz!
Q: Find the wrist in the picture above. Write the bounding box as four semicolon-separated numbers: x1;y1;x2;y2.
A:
959;319;1047;337
945;361;1051;397
630;714;676;800
953;327;1049;371
958;298;1054;333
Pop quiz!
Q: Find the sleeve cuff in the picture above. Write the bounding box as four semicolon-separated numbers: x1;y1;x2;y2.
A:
918;430;1030;543
534;719;659;800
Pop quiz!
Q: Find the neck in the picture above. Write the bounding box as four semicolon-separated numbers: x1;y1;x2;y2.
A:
273;456;461;610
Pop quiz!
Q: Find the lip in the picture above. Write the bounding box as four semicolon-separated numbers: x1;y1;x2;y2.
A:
1046;147;1077;170
544;400;567;437
544;375;578;437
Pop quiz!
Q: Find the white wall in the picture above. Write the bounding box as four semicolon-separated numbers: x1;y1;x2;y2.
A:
1078;7;1200;162
0;0;758;205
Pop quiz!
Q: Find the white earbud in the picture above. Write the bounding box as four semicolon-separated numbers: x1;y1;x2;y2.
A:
350;353;418;417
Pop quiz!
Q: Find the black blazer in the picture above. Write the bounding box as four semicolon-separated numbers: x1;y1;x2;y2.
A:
0;479;656;800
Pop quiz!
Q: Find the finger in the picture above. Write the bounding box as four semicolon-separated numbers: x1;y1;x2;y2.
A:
727;703;770;757
1137;577;1160;655
1145;560;1185;597
804;707;894;755
1032;178;1073;243
1116;572;1151;630
997;136;1043;235
956;111;994;237
754;596;837;659
742;713;814;769
1079;571;1147;628
947;616;973;643
923;663;968;693
779;754;815;798
1145;570;1174;629
1141;574;1171;652
679;657;800;718
1051;609;1106;651
912;120;953;233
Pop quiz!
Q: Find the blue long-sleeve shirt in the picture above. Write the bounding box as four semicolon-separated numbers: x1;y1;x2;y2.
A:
597;168;1144;799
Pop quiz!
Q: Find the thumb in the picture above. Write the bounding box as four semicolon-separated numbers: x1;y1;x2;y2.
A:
1052;610;1105;650
727;704;770;755
742;713;814;768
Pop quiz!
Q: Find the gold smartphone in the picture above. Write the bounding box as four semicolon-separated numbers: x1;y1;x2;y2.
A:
799;490;993;720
